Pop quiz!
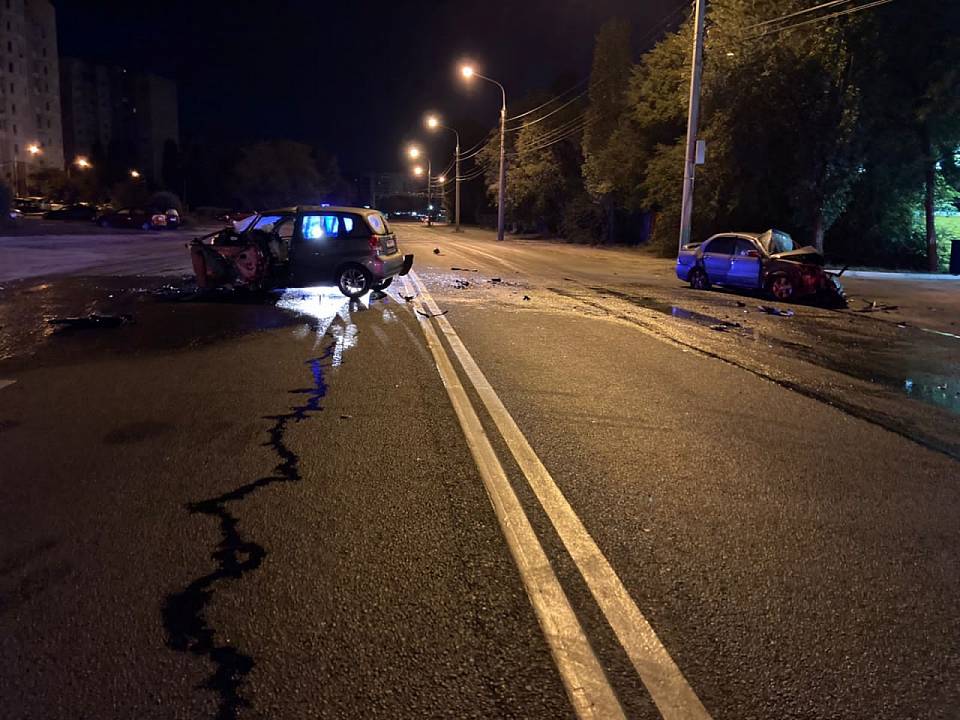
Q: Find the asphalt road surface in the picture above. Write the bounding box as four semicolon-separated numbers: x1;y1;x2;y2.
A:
1;221;958;719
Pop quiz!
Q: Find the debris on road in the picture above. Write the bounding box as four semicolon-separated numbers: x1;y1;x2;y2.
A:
48;313;135;330
416;309;448;318
491;278;502;283
757;305;795;317
857;300;900;313
453;279;470;289
402;295;415;302
735;301;747;307
339;414;352;420
451;267;479;272
523;295;531;301
433;248;441;255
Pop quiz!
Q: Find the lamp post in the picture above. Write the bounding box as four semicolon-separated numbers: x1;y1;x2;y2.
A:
129;169;141;179
25;144;41;194
68;155;92;180
408;144;432;226
461;64;506;241
426;114;461;232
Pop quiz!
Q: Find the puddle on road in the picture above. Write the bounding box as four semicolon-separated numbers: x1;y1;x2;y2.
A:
558;285;960;418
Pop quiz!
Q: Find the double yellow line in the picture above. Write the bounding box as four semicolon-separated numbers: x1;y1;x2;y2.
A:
400;271;712;720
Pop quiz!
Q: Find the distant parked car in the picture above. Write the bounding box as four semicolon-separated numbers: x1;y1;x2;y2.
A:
13;196;49;215
43;203;98;221
6;207;23;224
676;229;846;306
95;207;170;230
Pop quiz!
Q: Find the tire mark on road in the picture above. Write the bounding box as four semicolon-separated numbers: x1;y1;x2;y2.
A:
162;344;333;719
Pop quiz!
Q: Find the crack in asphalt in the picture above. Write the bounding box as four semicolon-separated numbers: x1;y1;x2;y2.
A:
162;344;333;719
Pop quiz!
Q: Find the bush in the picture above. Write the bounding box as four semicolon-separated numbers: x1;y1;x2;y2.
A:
149;190;183;212
560;193;606;244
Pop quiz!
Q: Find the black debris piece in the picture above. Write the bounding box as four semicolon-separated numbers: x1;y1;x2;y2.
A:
757;305;795;317
490;278;502;283
433;248;441;255
402;295;415;302
522;295;531;301
48;313;135;329
735;301;747;307
339;414;352;420
453;279;470;289
451;267;480;272
416;309;449;318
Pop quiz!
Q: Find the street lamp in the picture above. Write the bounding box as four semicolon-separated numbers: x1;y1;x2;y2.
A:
67;156;92;180
425;113;462;232
129;169;141;179
407;144;433;226
460;64;507;241
27;143;41;156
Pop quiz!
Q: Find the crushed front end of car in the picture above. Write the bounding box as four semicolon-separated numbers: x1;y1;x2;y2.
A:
189;227;275;290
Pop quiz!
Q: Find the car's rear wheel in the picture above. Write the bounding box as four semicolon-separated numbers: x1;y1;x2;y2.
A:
767;274;795;301
337;265;371;298
689;267;711;291
372;277;393;291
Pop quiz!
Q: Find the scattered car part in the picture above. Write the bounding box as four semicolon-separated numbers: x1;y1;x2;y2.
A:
48;313;135;329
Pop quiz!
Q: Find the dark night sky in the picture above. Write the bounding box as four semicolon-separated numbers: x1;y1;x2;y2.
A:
53;1;685;173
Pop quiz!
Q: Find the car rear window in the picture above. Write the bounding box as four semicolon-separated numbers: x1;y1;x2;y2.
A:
365;213;390;235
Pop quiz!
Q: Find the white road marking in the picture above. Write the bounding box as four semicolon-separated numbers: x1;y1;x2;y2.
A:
442;238;528;275
408;270;712;720
398;275;625;720
0;379;15;391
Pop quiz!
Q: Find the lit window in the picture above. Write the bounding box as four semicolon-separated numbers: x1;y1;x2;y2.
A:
303;215;339;239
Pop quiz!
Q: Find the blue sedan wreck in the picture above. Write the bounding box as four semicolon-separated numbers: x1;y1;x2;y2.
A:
676;229;846;306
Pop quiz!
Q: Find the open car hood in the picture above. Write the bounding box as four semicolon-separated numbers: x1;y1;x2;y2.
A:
770;245;824;264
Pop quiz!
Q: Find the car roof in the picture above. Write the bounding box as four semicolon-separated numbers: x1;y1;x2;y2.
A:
259;205;381;215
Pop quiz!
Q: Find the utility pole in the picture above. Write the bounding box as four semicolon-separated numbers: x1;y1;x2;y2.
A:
427;157;432;227
454;136;461;232
678;0;707;253
497;95;506;241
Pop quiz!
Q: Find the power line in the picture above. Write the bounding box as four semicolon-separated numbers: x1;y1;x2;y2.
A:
635;1;689;48
743;0;898;40
745;0;858;30
506;77;589;122
505;90;589;131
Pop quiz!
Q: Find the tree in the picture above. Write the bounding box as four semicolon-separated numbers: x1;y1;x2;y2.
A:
582;19;632;243
505;121;565;232
230;141;332;209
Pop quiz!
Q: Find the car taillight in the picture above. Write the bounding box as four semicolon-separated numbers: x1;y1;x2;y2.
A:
368;235;380;253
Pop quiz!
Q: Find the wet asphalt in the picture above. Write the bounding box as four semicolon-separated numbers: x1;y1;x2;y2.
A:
1;222;959;719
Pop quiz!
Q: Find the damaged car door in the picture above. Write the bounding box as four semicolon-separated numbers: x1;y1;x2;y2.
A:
727;237;763;289
289;212;344;285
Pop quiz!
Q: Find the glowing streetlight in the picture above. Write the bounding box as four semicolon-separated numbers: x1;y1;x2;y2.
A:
412;165;424;176
425;113;461;232
437;175;446;184
129;169;141;179
74;156;92;169
408;145;421;160
27;143;41;156
458;63;507;241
